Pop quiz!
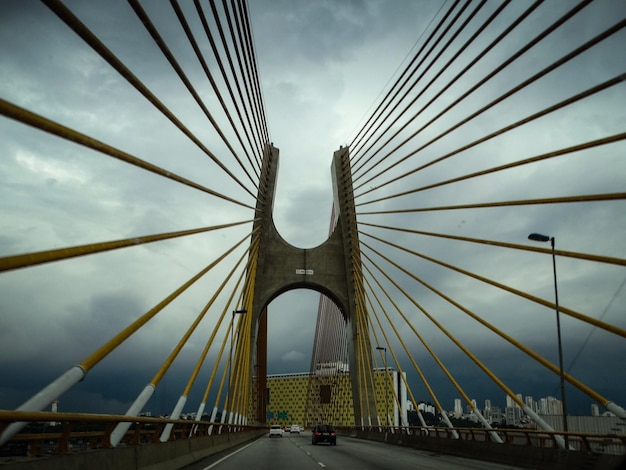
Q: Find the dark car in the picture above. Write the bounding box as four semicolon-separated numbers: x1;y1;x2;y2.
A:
311;424;336;445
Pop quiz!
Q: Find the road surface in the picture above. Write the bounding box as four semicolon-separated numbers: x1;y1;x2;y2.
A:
184;430;525;470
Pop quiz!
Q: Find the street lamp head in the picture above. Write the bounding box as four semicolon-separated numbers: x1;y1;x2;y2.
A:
528;233;551;242
376;346;386;351
233;309;247;314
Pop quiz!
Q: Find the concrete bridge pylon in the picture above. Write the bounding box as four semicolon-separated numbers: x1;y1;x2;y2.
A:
247;144;375;425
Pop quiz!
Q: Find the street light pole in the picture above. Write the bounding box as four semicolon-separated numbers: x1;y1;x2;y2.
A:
376;346;388;427
229;309;247;425
528;233;569;449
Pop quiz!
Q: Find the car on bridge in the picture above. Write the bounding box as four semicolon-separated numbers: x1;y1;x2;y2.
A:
311;424;336;445
269;425;283;438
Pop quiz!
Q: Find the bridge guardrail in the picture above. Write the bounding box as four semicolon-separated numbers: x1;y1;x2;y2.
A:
336;425;626;469
3;413;625;468
0;410;258;463
337;424;626;455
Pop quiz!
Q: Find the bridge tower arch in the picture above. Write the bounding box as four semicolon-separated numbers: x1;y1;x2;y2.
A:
247;144;375;425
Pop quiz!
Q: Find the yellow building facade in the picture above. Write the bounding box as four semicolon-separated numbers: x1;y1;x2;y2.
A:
258;368;406;429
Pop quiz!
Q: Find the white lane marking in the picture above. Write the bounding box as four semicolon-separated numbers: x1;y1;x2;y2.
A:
201;440;257;470
318;463;326;468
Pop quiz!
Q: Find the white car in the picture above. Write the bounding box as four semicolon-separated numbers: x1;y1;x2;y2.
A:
290;424;300;434
269;425;283;438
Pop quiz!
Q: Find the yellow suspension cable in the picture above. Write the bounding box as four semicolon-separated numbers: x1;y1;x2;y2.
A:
354;299;370;424
360;247;525;409
0;220;256;273
230;244;259;421
349;0;482;168
192;0;264;173
363;259;504;439
203;270;256;419
80;233;252;372
361;287;403;425
180;254;250;398
353;273;382;423
213;335;232;417
42;0;257;200
361;231;626;338
365;272;419;413
219;236;260;418
362;276;423;417
170;0;261;180
198;268;247;407
150;250;250;388
358;130;626;203
360;262;450;414
129;0;259;192
232;307;250;419
415;269;615;408
359;221;626;266
225;289;247;415
0;99;255;210
352;284;372;425
353;15;624;191
358;192;626;213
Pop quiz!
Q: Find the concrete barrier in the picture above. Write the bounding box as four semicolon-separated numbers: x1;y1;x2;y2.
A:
338;429;626;470
2;429;267;470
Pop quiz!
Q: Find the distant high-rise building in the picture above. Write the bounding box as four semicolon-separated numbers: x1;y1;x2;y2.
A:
483;399;492;421
539;396;563;415
464;399;480;415
454;399;463;418
490;405;503;424
418;402;436;415
525;395;536;413
550;396;563;415
591;404;600;417
506;394;521;409
505;406;522;426
51;400;59;426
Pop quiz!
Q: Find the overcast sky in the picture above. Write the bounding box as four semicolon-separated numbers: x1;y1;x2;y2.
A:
1;0;625;420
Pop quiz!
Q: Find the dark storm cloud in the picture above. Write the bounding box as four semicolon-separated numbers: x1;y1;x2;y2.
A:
250;0;422;66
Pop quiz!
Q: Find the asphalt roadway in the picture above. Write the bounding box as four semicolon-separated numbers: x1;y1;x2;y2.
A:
183;430;526;470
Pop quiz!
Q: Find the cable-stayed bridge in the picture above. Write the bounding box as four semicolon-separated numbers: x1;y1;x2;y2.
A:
1;1;625;469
